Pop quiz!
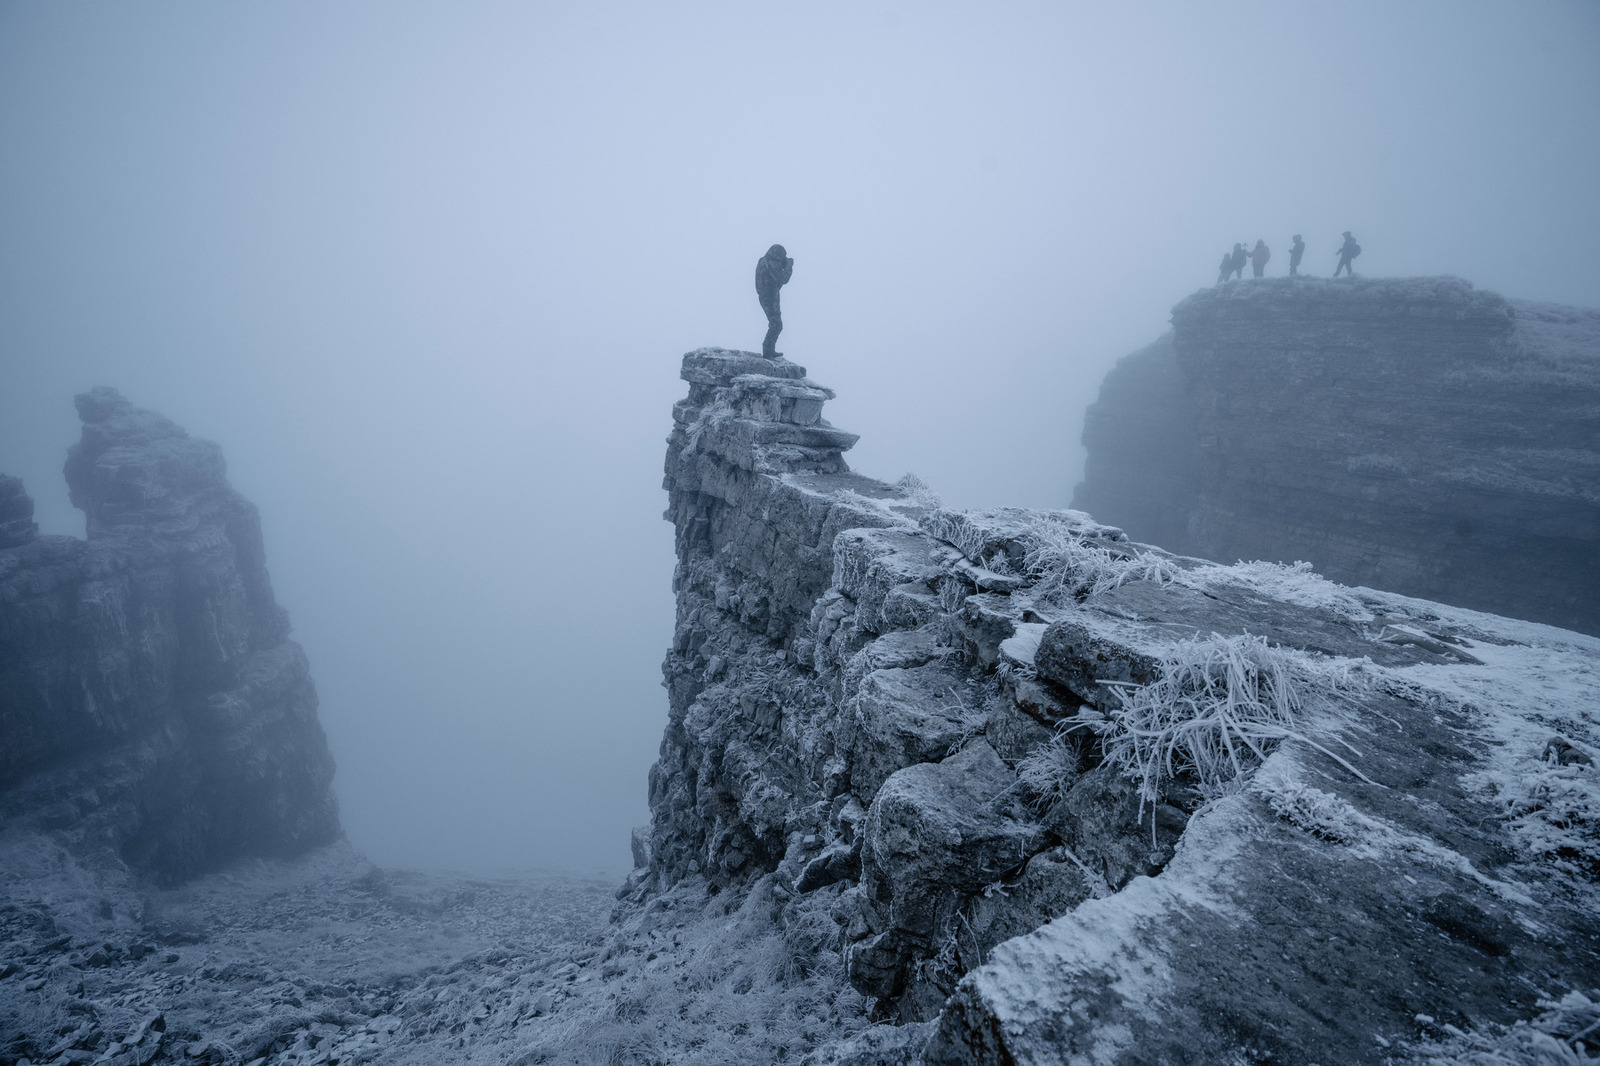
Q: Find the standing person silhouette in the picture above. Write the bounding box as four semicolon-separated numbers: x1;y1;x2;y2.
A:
1229;243;1248;281
755;244;794;359
1288;235;1305;276
1334;231;1361;277
1250;240;1271;278
1216;250;1233;285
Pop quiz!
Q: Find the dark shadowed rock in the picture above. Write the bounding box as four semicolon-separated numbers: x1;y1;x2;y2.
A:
0;475;38;548
0;388;338;884
1074;277;1600;635
844;741;1046;1018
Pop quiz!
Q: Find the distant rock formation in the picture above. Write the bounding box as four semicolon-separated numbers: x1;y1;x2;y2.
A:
1074;277;1600;635
0;388;339;885
0;474;38;548
648;346;1600;1062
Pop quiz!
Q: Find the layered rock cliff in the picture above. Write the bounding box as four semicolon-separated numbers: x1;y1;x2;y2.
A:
649;346;1600;1064
1074;277;1600;635
0;388;339;885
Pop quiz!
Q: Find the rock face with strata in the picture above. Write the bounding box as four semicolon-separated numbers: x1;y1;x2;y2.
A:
1075;276;1600;636
650;346;1600;1063
0;388;339;885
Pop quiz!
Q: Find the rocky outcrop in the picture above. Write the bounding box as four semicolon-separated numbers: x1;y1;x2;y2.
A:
0;388;339;885
651;346;1600;1062
1075;276;1600;635
0;474;38;549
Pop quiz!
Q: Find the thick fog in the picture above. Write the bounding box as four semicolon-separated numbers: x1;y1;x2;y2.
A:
2;2;1596;876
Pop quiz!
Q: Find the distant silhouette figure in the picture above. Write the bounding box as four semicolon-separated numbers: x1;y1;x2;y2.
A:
1230;243;1248;281
1289;235;1305;276
1250;240;1271;278
1334;231;1361;277
1216;250;1233;285
755;244;794;359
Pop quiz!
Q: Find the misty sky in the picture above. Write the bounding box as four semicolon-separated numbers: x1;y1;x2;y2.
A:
2;2;1597;876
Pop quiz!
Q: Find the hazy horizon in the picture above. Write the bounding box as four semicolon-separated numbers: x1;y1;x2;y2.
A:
2;1;1597;875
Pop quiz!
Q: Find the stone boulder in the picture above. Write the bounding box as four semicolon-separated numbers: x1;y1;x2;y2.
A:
843;742;1046;1018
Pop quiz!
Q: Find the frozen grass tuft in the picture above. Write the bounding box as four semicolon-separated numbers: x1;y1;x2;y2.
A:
1068;633;1372;811
893;472;942;510
1022;526;1180;602
1016;730;1083;810
1253;767;1376;844
1412;989;1600;1064
1472;741;1600;881
680;397;735;457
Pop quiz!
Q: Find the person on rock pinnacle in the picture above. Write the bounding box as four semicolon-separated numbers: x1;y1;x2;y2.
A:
1334;231;1361;277
1216;249;1233;285
1289;234;1305;276
755;244;793;359
1250;239;1271;277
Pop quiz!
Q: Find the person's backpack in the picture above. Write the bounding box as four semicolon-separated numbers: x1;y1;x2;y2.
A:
1349;241;1362;258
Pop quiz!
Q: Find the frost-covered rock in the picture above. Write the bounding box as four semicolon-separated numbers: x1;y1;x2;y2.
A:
6;339;1600;1064
0;388;338;885
844;741;1046;1017
651;343;1600;1061
1074;276;1600;636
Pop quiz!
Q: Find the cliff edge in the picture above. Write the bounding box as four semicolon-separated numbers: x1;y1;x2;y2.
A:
644;345;1600;1064
0;388;339;885
1074;276;1600;636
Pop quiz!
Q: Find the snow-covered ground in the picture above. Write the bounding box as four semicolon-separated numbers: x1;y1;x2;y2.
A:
0;834;891;1066
0;836;614;1064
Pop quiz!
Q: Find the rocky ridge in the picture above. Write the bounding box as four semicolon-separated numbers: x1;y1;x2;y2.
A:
644;346;1600;1063
0;388;339;886
4;353;1599;1065
1074;276;1600;636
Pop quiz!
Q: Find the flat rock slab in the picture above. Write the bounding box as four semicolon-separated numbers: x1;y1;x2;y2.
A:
927;595;1600;1065
850;659;982;802
1091;578;1445;666
680;347;809;385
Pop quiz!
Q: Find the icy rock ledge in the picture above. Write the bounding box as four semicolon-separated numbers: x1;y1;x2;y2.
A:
646;345;1600;1062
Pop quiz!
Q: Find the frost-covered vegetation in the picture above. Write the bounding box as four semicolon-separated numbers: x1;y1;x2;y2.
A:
953;492;1388;627
1181;558;1375;621
1475;739;1600;881
893;472;942;510
1014;730;1083;810
1061;633;1369;810
1412;989;1600;1064
979;509;1372;621
1020;525;1180;602
1253;767;1374;845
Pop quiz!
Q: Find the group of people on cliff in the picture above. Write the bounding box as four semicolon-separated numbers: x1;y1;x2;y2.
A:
1215;232;1361;283
756;233;1367;362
